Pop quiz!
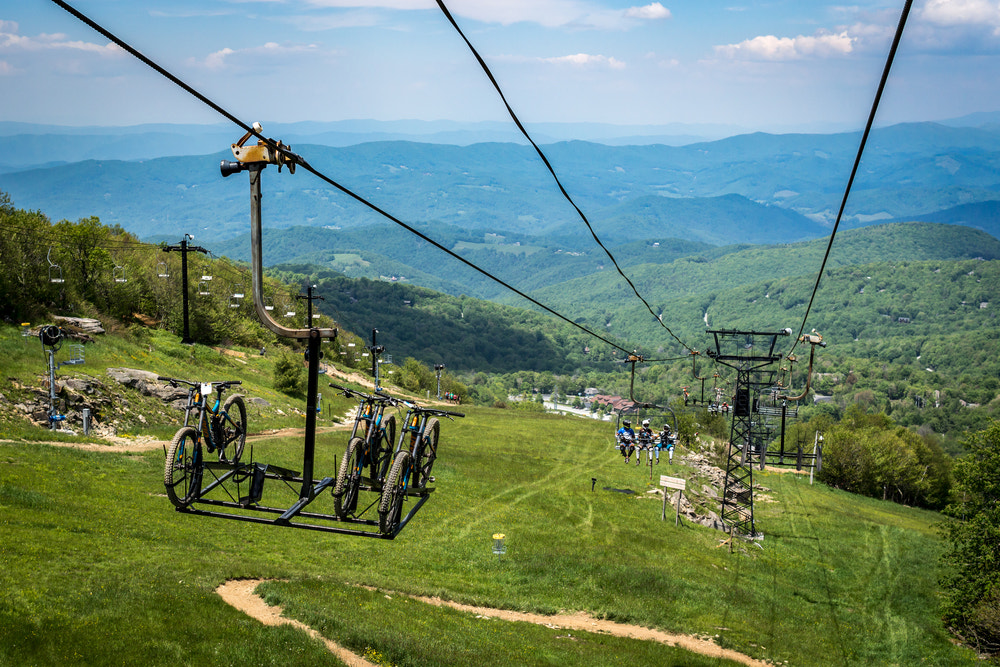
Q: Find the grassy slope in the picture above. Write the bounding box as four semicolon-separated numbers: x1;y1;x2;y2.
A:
0;324;978;666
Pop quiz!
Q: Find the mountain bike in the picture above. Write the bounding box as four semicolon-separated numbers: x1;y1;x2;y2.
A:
329;383;398;518
378;402;464;535
160;377;247;509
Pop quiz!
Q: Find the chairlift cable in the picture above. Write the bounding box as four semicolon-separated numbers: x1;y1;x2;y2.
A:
787;0;913;358
434;0;695;354
48;0;639;358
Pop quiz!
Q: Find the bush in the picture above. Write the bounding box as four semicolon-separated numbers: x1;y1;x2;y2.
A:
274;352;304;398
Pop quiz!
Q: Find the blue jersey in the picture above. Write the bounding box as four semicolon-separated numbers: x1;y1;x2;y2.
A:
617;427;635;442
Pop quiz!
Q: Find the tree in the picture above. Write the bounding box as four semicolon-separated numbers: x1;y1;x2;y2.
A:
940;421;1000;656
274;352;304;398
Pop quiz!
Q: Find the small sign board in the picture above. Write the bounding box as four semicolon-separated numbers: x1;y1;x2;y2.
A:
660;475;686;491
660;475;686;526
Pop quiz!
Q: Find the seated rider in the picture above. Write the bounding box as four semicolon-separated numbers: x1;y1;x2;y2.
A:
637;419;654;465
617;419;635;463
660;423;676;464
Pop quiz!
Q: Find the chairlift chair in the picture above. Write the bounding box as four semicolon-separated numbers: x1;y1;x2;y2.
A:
198;280;211;296
47;249;65;284
157;261;170;278
264;296;275;311
113;265;128;283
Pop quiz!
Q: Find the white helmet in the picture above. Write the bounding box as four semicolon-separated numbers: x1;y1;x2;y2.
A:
642;419;650;426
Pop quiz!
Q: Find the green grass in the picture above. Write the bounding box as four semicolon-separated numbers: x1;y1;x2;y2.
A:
0;323;979;665
0;404;979;666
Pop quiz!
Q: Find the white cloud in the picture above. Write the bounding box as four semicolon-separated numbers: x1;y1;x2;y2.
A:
0;22;122;56
0;60;14;75
715;31;855;60
624;3;671;20
494;52;626;68
191;42;323;70
545;53;626;68
920;0;1000;26
295;0;662;29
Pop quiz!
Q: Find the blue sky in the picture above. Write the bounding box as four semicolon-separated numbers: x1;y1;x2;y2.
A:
3;0;1000;131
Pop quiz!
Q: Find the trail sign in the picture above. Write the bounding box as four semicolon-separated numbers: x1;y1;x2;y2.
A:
660;475;686;525
660;475;686;490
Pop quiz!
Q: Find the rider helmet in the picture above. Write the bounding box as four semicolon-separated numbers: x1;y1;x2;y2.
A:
623;420;631;427
642;419;650;426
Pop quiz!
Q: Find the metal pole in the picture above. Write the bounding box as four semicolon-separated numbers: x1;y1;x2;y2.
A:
779;401;787;465
371;328;378;383
301;329;321;498
180;237;191;343
48;350;57;430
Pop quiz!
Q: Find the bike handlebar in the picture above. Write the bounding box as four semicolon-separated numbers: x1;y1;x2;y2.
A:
157;377;241;391
329;382;398;404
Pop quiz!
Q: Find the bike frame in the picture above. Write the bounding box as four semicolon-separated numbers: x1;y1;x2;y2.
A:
179;382;234;453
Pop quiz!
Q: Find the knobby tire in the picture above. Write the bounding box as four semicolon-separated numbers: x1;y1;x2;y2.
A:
221;394;247;463
379;450;410;535
333;437;364;518
164;426;202;508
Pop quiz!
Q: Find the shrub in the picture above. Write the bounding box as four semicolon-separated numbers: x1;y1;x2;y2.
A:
274;352;304;398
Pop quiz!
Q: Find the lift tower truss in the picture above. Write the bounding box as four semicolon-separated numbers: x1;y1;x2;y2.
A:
706;328;790;538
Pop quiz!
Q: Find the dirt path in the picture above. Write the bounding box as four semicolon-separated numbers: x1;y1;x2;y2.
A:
0;425;353;454
0;435;168;453
218;579;771;667
216;580;377;667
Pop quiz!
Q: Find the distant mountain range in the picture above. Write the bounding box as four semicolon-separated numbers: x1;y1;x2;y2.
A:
3;119;1000;253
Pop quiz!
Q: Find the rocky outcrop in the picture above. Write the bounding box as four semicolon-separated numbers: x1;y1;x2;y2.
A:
105;368;188;402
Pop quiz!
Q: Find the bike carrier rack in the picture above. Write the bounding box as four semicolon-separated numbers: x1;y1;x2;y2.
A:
176;459;434;538
178;124;432;538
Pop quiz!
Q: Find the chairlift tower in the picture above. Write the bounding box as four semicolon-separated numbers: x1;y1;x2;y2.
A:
434;364;445;399
706;328;790;539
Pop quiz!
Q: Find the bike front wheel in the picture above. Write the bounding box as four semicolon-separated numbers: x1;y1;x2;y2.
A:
333;436;364;518
220;395;247;464
378;450;410;535
164;426;202;508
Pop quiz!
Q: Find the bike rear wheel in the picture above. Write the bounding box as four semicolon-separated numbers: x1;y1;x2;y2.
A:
164;426;202;508
416;417;440;488
220;395;247;464
373;413;396;484
333;437;364;518
378;450;410;535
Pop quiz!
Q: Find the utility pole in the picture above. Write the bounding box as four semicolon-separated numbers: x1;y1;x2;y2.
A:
295;284;324;328
162;234;207;344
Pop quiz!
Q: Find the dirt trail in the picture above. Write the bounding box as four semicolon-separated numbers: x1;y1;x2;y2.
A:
0;435;167;453
216;580;377;667
0;425;352;454
218;579;771;667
